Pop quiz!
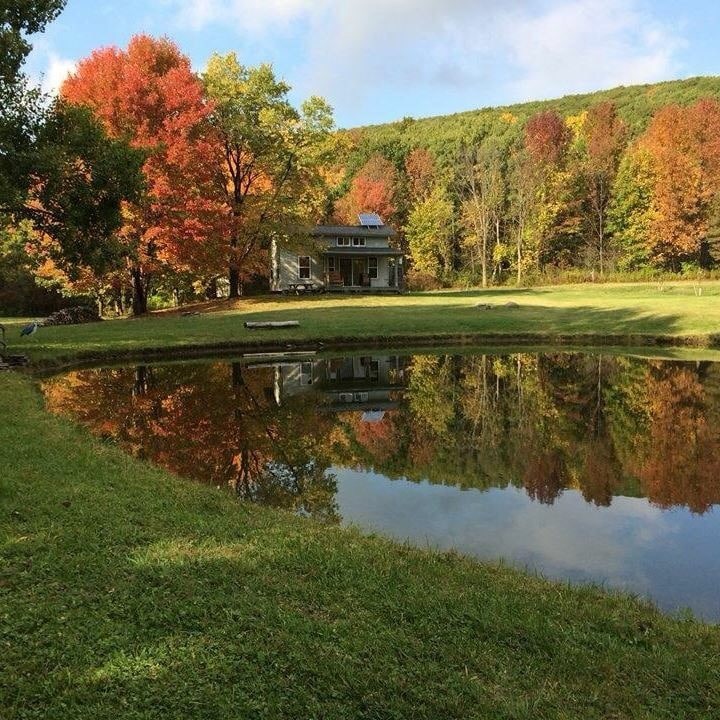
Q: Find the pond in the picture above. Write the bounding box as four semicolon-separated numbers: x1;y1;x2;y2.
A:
41;349;720;620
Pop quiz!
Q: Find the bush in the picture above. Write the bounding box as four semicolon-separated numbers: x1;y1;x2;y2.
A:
43;306;102;326
405;269;444;291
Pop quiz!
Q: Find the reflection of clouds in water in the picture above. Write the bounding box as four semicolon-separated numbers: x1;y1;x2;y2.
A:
335;468;720;619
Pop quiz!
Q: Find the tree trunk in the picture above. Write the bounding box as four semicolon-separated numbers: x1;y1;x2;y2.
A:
228;264;240;298
131;266;148;316
481;228;488;288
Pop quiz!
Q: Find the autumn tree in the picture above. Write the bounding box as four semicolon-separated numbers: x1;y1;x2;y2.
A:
507;111;571;282
635;100;720;269
1;1;144;314
335;154;398;224
458;141;505;287
578;102;626;273
404;147;437;202
62;35;225;313
202;53;334;297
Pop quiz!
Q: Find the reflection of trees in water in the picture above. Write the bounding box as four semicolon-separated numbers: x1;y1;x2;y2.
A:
334;353;720;513
41;353;720;514
42;361;339;522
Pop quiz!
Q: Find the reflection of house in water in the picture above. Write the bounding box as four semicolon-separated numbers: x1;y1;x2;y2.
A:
268;355;408;422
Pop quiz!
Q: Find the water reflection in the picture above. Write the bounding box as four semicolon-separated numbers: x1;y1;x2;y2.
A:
42;351;720;618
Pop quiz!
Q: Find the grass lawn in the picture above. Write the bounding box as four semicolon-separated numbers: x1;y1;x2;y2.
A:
2;373;720;719
3;281;720;367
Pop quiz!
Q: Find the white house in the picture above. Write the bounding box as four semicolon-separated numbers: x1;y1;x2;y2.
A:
270;213;404;293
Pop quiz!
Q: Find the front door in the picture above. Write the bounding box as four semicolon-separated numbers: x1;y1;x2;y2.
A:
339;258;352;286
352;258;366;286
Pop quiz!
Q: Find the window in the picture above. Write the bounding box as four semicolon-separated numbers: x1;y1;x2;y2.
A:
298;256;310;279
352;237;366;247
337;237;350;246
368;256;378;279
328;256;336;272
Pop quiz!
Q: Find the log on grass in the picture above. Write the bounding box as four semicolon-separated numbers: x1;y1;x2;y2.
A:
244;320;300;329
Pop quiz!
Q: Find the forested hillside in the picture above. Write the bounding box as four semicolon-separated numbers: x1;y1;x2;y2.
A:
5;2;720;317
345;76;720;165
332;76;720;288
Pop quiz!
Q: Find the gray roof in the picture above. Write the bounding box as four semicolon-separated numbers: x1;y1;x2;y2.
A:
311;224;397;239
321;247;403;256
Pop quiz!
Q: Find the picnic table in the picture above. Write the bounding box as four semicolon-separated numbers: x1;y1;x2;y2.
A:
285;281;323;295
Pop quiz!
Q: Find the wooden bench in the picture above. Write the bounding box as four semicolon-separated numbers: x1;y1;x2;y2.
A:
328;271;344;288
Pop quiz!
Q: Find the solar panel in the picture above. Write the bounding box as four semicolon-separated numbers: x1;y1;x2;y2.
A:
358;212;383;227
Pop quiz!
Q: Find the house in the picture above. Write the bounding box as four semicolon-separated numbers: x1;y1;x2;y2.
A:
270;213;404;292
269;354;408;419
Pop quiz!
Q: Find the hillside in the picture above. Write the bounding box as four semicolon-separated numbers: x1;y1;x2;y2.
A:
345;76;720;165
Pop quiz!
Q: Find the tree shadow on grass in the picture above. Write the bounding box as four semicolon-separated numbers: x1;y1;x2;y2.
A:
239;301;693;342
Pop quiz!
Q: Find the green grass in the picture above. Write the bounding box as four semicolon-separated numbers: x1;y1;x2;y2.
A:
1;372;720;718
3;282;720;367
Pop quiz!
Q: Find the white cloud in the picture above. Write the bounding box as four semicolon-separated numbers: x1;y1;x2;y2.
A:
164;0;684;113
41;53;76;95
501;0;683;100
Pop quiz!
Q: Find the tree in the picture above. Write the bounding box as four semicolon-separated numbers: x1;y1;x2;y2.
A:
522;111;572;274
405;147;437;202
607;146;655;270
638;99;720;269
458;142;505;287
1;1;65;84
1;2;65;207
62;35;226;313
579;102;626;274
336;154;398;224
203;53;335;297
24;102;144;282
404;186;454;280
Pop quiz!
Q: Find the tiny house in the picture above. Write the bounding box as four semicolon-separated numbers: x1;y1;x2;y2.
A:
271;213;404;293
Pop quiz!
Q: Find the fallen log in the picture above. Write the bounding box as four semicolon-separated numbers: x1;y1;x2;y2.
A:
244;320;300;329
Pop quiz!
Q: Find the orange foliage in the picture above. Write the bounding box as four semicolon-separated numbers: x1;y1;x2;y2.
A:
335;154;398;223
633;366;720;513
404;148;437;201
61;35;226;277
639;99;720;266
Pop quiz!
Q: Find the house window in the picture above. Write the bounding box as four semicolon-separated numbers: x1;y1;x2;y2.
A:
368;257;378;279
337;237;350;246
328;256;336;272
352;237;366;247
298;256;311;279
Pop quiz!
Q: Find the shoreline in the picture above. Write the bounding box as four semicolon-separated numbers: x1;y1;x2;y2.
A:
23;328;720;373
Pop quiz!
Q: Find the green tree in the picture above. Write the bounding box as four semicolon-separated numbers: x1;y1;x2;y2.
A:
202;53;335;297
405;186;454;280
1;0;66;215
607;147;655;270
25;102;144;282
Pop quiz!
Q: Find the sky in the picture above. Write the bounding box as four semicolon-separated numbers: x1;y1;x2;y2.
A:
26;0;720;128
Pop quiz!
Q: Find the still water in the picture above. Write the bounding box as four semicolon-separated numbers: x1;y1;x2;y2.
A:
42;350;720;619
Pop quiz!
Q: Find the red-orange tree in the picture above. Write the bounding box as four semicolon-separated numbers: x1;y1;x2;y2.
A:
336;154;399;224
61;35;225;313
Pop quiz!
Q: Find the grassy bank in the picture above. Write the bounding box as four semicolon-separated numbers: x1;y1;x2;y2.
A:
1;373;719;718
3;282;720;367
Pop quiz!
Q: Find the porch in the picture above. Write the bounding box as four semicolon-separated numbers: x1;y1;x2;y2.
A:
322;247;404;292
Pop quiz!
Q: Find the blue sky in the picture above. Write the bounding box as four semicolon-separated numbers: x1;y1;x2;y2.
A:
27;0;720;128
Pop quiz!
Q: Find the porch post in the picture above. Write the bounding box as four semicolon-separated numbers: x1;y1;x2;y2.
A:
394;258;399;288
